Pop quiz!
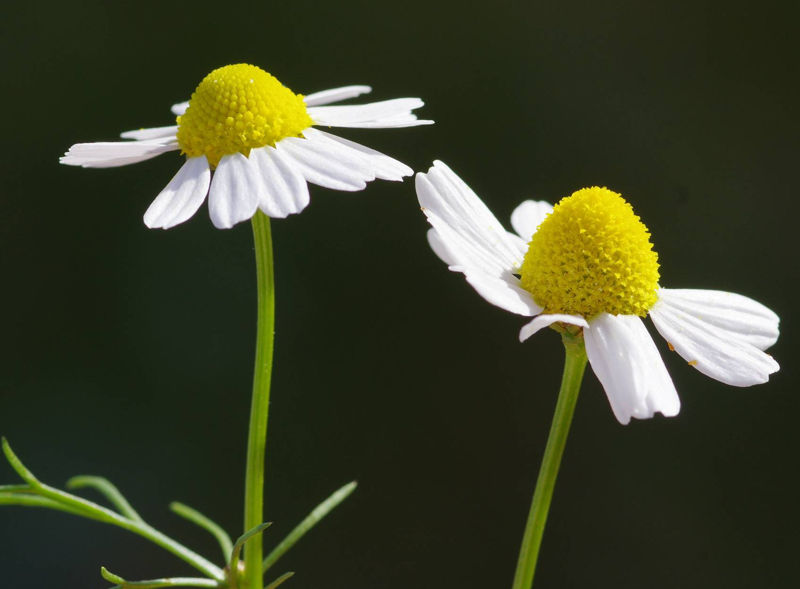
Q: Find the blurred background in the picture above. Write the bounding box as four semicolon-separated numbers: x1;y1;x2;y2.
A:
1;1;797;587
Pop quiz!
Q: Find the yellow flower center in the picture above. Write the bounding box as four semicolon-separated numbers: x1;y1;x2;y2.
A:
176;64;313;168
519;187;660;318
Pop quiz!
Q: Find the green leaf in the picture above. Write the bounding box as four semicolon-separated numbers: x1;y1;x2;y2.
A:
0;484;33;493
1;438;41;487
100;566;220;589
0;491;93;518
262;481;357;572
230;521;272;571
264;571;294;589
67;475;143;522
170;502;233;561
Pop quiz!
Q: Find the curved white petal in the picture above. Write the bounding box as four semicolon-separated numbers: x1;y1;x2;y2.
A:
416;161;540;316
463;270;542;316
649;295;779;386
519;314;588;342
207;153;261;229
275;134;374;191
426;228;459;266
303;85;372;106
510;200;554;242
143;156;210;229
60;138;178;168
417;161;527;272
584;314;680;425
308;98;433;128
249;146;310;218
303;128;412;181
171;101;189;116
655;288;779;350
120;125;178;141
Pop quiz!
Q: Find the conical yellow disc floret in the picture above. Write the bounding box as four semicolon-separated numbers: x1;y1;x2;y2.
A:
519;187;660;318
176;64;312;168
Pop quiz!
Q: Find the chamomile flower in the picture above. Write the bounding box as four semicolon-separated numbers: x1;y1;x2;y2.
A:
61;64;432;229
417;161;780;424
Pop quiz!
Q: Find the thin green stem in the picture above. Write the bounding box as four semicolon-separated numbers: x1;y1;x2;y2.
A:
67;475;144;522
2;438;223;579
243;211;276;589
262;481;357;573
170;502;234;561
511;333;587;589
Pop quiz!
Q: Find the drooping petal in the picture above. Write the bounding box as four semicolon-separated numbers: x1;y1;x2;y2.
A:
519;314;588;342
510;200;554;242
248;146;310;218
143;156;210;229
649;293;779;386
417;161;527;271
60;138;179;168
275;134;374;191
584;313;680;425
303;128;412;181
416;161;541;316
120;125;179;141
308;98;433;128
426;228;458;266
463;270;544;317
303;85;372;106
207;153;261;229
171;101;189;115
655;288;779;350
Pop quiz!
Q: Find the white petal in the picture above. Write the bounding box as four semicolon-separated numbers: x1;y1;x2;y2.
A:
249;146;310;218
207;153;261;229
584;314;680;425
510;200;554;242
303;85;372;106
655;288;779;350
303;128;412;181
519;314;588;342
416;161;527;273
143;156;210;229
308;98;433;128
649;294;779;386
426;228;459;266
416;162;540;316
171;101;189;115
275;134;374;191
120;125;178;141
60;138;178;168
463;270;543;316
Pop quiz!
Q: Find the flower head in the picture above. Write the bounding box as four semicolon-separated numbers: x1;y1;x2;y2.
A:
61;64;432;229
417;161;780;424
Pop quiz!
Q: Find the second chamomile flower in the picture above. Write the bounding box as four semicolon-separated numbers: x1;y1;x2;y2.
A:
61;64;432;229
417;161;779;424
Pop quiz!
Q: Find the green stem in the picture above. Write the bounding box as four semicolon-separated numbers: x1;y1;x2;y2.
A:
243;211;276;589
511;333;587;589
0;490;225;580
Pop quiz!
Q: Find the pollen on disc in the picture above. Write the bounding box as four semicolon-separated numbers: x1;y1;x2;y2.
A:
519;187;660;318
176;64;312;168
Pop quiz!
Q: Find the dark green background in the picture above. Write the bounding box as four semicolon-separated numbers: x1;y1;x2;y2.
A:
1;1;797;587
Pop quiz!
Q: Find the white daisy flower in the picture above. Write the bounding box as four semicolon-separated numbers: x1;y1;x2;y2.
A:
61;63;432;229
417;161;780;424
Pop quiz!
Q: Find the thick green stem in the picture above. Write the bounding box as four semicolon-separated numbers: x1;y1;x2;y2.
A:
243;211;275;589
511;333;587;589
